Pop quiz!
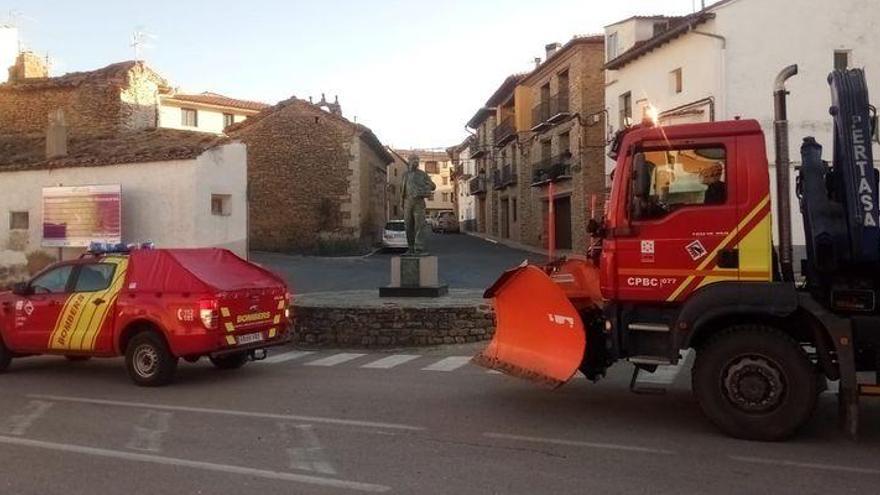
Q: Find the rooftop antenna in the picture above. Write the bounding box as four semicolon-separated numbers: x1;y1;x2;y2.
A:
130;26;157;62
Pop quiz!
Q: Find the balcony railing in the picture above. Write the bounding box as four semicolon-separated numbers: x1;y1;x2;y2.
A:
531;92;571;130
471;132;492;158
493;117;516;146
531;152;573;186
469;175;488;195
501;164;517;187
492;169;504;190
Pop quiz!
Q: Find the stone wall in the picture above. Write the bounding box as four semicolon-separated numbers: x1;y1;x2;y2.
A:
293;290;496;348
0;61;163;137
230;99;372;253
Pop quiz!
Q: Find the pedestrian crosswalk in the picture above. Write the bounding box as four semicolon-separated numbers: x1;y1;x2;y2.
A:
261;350;479;374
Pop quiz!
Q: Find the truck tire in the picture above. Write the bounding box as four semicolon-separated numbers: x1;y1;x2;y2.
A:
125;332;178;387
692;325;818;441
0;337;11;373
209;353;248;370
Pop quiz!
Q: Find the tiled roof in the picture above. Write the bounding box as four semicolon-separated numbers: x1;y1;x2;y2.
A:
163;92;270;112
0;128;228;172
0;60;168;91
605;12;715;70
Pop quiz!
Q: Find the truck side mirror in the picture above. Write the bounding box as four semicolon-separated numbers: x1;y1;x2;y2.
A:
632;153;652;199
11;282;32;296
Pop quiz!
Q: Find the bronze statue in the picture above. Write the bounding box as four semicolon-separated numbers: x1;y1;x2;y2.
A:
400;154;436;255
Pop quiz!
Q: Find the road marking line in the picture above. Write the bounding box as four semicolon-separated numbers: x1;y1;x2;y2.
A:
305;353;368;367
730;456;880;475
484;433;676;455
0;400;53;436
422;356;472;372
282;424;337;475
361;354;420;369
28;395;424;432
126;410;172;453
264;350;315;364
0;435;390;492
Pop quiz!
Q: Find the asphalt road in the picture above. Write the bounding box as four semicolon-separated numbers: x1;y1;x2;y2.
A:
1;346;879;495
252;232;546;293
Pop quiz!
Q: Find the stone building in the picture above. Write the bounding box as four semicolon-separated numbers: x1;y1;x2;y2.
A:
463;36;606;253
0;55;168;137
227;97;393;253
520;36;606;252
386;148;408;220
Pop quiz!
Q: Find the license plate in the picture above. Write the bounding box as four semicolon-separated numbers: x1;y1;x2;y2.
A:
237;332;264;345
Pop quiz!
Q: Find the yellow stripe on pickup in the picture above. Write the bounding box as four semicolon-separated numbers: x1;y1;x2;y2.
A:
221;307;231;318
277;300;285;310
225;322;235;333
225;335;236;346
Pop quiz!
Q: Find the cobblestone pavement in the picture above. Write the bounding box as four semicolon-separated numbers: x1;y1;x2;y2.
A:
252;232;546;293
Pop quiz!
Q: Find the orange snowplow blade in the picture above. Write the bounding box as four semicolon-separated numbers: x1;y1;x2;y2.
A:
473;264;589;388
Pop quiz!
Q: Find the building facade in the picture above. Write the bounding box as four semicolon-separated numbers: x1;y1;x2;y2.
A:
448;137;477;231
228;98;393;253
462;37;607;253
386;148;407;220
159;91;268;134
603;0;880;246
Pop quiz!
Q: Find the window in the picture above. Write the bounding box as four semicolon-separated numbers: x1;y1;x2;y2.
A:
182;108;198;127
559;132;571;155
9;211;28;230
424;161;439;174
834;50;851;71
223;113;235;128
540;140;552;161
619;92;633;128
670;68;683;94
442;176;449;186
211;194;232;216
30;265;74;294
607;32;619;61
557;70;569;95
653;22;669;37
442;192;450;202
631;147;727;221
393;168;398;178
512;199;518;222
74;263;116;292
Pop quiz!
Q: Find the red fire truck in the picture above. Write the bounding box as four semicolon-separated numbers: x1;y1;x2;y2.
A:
0;246;291;386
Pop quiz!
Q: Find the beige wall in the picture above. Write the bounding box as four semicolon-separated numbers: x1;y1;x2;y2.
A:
159;101;250;134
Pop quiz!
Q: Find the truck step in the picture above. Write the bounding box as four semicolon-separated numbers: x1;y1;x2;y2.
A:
628;355;676;366
628;323;671;333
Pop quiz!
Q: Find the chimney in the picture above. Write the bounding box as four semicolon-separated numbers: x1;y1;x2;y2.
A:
545;42;562;59
46;109;68;159
533;57;542;68
8;51;48;82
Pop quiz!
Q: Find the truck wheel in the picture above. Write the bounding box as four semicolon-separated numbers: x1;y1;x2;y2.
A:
125;332;178;387
209;353;249;370
0;338;11;373
692;325;818;441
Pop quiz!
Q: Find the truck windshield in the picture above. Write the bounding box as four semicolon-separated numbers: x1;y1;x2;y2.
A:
632;146;727;221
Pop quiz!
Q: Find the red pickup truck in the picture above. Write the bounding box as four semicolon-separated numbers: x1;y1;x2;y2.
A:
0;247;291;386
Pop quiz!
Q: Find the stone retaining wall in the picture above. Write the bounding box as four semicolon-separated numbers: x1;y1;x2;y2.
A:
293;290;496;348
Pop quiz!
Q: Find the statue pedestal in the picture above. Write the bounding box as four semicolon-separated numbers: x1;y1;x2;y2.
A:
380;255;448;298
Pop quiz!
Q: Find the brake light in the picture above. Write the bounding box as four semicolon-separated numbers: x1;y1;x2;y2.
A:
199;298;219;329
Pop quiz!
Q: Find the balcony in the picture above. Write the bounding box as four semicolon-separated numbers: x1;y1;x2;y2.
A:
530;92;571;131
492;169;504;190
531;152;573;186
469;175;488;195
501;164;517;187
493;117;516;146
470;136;490;158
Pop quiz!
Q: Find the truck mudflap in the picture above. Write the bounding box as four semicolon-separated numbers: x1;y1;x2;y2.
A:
473;263;589;388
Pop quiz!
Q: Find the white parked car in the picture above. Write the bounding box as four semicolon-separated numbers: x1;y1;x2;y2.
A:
382;220;407;250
